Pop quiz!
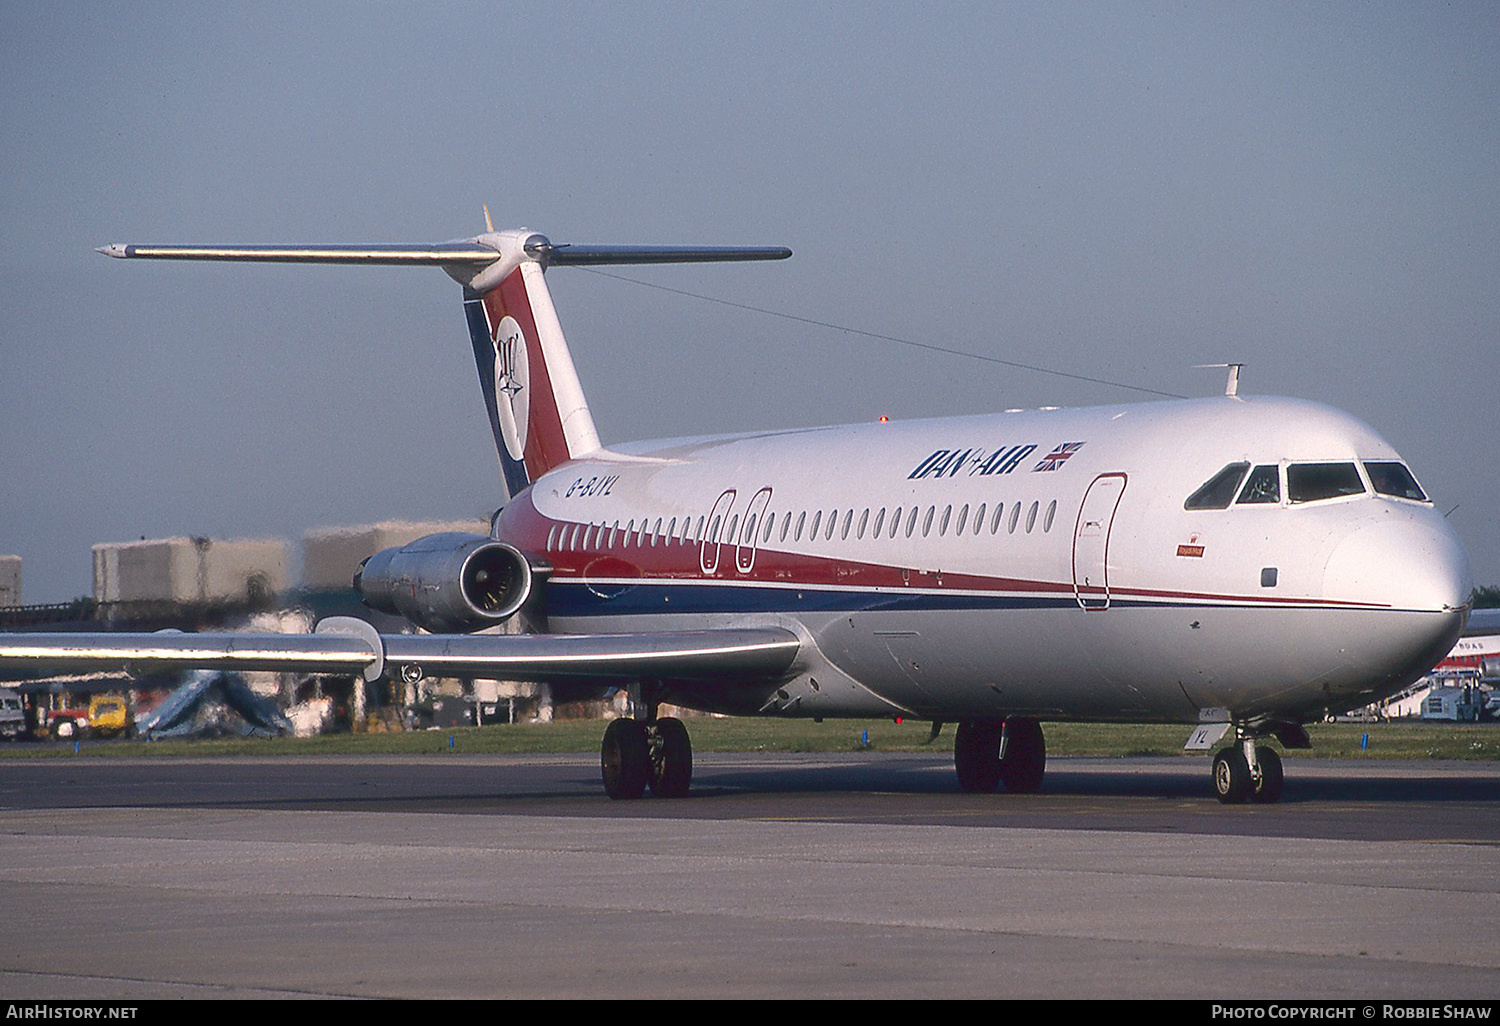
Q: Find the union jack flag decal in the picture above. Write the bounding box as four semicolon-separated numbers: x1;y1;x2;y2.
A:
1033;441;1085;472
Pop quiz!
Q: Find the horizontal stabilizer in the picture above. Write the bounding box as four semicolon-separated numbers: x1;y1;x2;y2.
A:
95;243;501;265
0;625;801;685
533;243;793;266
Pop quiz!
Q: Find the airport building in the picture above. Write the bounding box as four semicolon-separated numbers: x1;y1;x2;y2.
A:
0;556;19;607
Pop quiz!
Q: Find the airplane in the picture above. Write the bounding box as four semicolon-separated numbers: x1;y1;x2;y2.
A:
0;226;1474;804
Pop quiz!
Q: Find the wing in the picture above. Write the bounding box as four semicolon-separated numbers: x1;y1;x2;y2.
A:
0;618;800;685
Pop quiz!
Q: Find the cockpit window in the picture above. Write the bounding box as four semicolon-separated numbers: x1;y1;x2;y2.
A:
1287;462;1365;503
1364;461;1427;501
1184;462;1249;510
1236;465;1280;504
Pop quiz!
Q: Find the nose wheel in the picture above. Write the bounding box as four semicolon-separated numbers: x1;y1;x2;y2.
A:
1212;736;1284;804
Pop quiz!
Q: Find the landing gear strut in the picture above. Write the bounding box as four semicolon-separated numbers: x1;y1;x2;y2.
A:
599;685;694;800
1212;729;1283;804
954;717;1046;794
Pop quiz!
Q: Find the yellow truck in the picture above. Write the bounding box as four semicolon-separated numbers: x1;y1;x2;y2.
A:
42;693;132;740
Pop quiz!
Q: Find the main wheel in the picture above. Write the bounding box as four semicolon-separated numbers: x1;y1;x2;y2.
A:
647;717;693;798
954;720;1002;793
601;718;650;800
1212;746;1251;804
998;718;1046;793
1249;745;1284;804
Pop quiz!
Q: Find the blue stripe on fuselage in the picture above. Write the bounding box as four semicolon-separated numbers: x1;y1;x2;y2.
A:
464;291;530;497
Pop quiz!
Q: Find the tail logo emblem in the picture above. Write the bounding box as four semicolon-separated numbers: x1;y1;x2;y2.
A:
492;316;530;460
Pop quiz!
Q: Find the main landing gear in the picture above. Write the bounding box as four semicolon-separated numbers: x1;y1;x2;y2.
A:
954;717;1046;794
600;687;693;800
1211;729;1283;804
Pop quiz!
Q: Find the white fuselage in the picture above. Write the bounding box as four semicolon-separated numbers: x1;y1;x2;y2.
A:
494;394;1470;726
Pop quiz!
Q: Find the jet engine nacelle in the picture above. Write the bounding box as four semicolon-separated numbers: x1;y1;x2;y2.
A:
355;532;537;633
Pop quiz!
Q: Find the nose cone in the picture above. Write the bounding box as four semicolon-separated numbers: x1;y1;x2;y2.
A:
1324;515;1472;614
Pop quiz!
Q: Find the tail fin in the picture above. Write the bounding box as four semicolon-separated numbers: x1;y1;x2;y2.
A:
462;237;600;496
98;228;791;498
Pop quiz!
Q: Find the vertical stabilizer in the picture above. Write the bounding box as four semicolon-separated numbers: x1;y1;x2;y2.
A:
461;234;601;495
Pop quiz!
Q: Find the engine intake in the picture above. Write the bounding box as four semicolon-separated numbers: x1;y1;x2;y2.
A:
355;532;536;633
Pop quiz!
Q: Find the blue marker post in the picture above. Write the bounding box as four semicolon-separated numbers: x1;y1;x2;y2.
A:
449;735;455;751
1361;733;1369;750
860;729;869;748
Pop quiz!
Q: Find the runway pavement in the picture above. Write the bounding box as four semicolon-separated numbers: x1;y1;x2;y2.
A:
1;752;1497;999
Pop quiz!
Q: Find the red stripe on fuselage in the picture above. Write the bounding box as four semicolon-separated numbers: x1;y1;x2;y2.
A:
482;269;572;480
492;494;1390;609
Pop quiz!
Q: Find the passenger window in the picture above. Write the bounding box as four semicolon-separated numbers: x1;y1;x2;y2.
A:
1236;465;1280;505
1364;462;1428;501
666;518;676;544
974;502;985;535
810;511;822;540
1008;503;1020;534
922;506;935;537
763;513;776;542
1025;501;1038;533
547;526;558;550
825;510;837;541
781;513;792;543
991;504;1004;534
841;510;853;540
905;507;919;537
744;514;756;544
891;507;903;539
955;504;968;536
1287;463;1365;503
857;509;869;539
940;505;951;536
1044;500;1057;532
726;515;739;545
1185;462;1250;510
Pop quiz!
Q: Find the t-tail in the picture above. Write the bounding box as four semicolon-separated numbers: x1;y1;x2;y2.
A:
98;229;791;497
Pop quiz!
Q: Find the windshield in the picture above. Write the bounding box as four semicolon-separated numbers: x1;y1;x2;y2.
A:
1236;465;1280;504
1364;461;1427;501
1287;463;1365;503
1184;462;1249;510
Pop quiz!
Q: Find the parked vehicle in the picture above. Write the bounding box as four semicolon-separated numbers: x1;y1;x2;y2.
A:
41;693;133;739
0;688;24;739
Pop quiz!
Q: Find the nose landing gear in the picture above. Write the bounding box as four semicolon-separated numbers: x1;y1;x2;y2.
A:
1212;730;1284;804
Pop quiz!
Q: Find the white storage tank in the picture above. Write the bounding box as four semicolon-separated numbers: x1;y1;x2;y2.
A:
301;520;488;592
92;537;289;604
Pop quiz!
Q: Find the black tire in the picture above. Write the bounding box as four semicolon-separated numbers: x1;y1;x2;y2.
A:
601;718;650;800
998;718;1046;794
954;720;1002;793
1212;746;1251;804
1250;745;1284;804
647;717;693;798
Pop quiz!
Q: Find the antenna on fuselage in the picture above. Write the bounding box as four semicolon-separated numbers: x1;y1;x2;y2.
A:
1194;363;1243;397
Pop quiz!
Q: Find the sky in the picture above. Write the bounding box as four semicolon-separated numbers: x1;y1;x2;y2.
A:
1;1;1497;602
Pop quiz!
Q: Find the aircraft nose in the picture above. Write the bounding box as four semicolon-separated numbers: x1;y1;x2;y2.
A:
1323;515;1472;614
